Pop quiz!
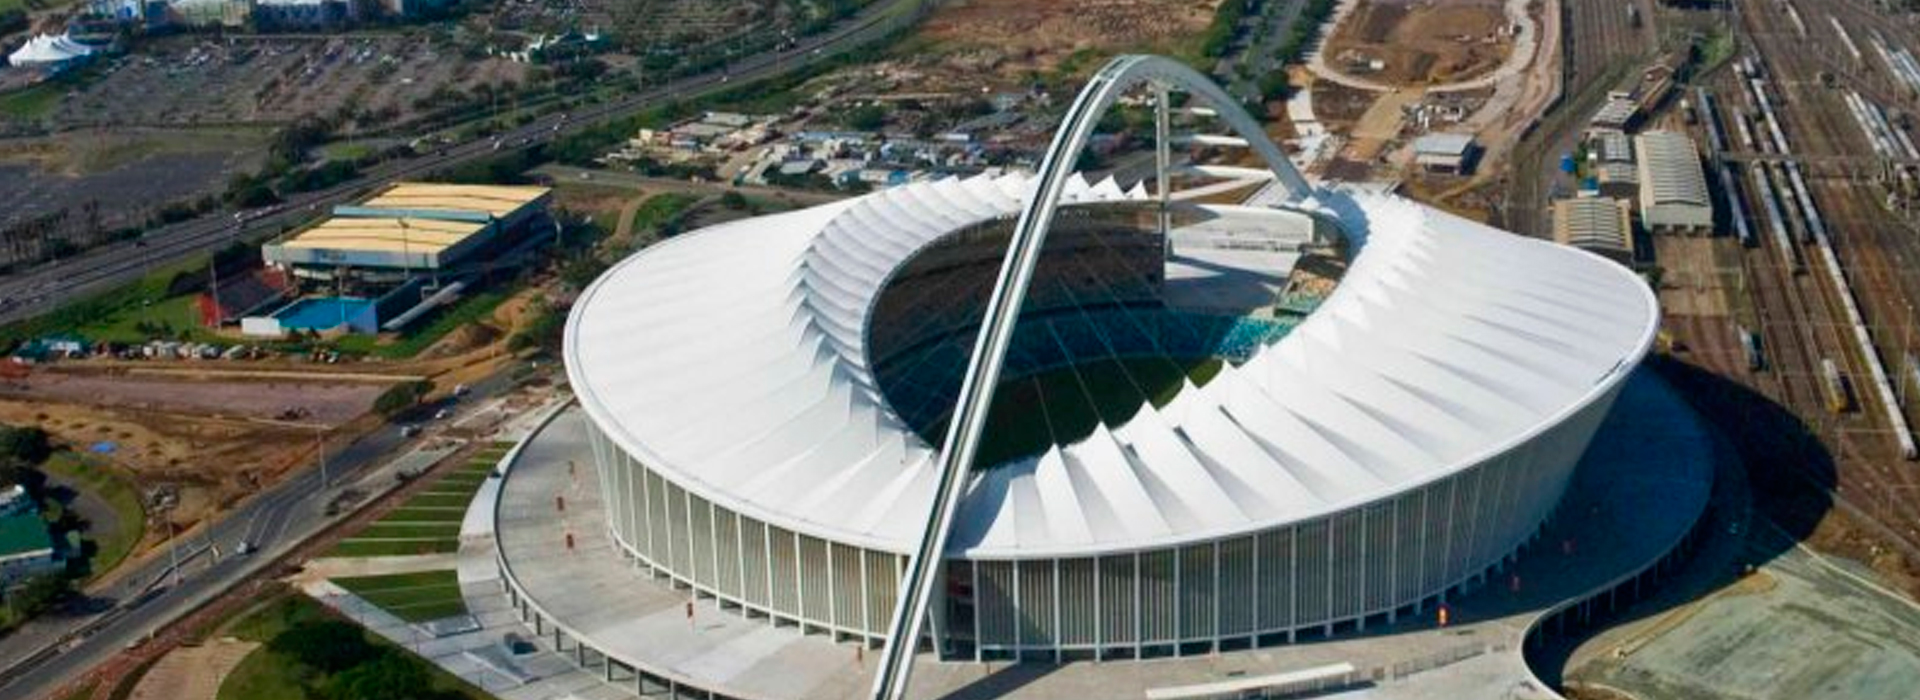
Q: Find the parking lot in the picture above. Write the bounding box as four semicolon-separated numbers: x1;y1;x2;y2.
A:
27;34;525;130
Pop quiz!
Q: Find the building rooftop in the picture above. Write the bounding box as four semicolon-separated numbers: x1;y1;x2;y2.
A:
1636;131;1709;208
0;504;53;559
1593;98;1639;128
1554;197;1634;257
280;216;487;256
361;183;550;219
1596;132;1633;163
1412;132;1475;157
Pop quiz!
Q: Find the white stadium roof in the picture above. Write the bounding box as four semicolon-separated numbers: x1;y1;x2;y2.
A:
565;173;1659;559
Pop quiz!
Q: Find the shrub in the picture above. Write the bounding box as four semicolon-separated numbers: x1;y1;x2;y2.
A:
267;620;383;674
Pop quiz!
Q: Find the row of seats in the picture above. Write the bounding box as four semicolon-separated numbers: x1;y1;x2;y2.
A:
876;309;1296;429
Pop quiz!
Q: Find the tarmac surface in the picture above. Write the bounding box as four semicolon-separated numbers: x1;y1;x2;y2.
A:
1566;519;1920;700
468;370;1715;700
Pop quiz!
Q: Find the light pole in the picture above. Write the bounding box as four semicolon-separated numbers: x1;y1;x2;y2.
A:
315;423;329;491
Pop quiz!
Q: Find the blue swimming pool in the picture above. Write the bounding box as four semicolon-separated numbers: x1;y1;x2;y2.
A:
273;297;374;331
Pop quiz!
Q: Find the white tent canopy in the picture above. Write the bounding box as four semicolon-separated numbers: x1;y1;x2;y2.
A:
8;33;94;67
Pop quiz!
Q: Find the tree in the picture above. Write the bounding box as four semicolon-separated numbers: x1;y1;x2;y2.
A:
373;380;434;418
268;620;382;673
0;426;51;469
3;574;70;621
843;104;888;132
325;654;436;700
1258;70;1294;102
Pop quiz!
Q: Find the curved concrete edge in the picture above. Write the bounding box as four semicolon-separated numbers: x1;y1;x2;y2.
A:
1512;377;1720;699
487;404;745;700
480;371;1717;700
460;397;578;541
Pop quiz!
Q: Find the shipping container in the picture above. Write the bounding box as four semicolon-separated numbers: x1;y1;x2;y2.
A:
1823;358;1854;414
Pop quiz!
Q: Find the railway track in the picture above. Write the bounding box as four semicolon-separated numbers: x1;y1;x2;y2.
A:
1714;0;1920;538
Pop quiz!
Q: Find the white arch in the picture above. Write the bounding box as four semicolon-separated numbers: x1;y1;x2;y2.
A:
869;54;1317;700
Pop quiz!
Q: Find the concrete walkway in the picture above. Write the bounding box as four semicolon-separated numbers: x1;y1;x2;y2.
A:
301;553;461;580
128;638;257;700
481;372;1714;700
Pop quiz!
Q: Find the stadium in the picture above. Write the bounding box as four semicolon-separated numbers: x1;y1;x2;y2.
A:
538;55;1666;697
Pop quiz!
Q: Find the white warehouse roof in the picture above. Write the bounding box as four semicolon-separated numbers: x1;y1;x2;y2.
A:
1635;131;1708;207
565;173;1659;558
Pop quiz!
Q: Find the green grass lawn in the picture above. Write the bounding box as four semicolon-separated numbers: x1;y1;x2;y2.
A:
326;443;511;558
329;539;460;558
379;506;468;523
0;254;220;347
0;82;62;121
395;493;475;509
40;452;145;582
925;356;1223;469
433;473;491;488
356;522;462;540
319;141;374;163
332;570;468;623
218;591;490;700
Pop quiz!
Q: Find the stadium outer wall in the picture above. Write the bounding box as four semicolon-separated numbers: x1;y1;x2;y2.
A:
580;381;1626;661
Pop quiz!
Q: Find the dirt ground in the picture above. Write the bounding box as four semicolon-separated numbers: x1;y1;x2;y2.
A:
0;398;321;526
0;370;384;426
1323;0;1514;87
917;0;1218;77
0;365;393;534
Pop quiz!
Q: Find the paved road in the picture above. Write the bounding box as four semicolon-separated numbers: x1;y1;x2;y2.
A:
0;367;527;700
0;0;931;328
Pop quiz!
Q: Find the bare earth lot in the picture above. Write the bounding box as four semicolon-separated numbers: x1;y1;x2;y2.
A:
917;0;1217;76
0;370;387;529
1322;0;1513;86
0;370;386;426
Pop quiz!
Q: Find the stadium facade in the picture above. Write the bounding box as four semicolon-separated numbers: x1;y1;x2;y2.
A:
563;55;1659;675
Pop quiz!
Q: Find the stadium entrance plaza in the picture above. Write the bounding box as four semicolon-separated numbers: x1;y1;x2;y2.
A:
433;371;1714;700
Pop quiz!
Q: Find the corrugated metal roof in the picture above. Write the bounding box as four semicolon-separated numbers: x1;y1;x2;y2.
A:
1635;131;1709;208
1554;197;1633;255
1413;133;1475;156
362;182;550;219
282;217;484;255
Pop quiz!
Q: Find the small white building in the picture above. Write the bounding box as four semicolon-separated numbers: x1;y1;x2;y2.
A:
1412;133;1477;174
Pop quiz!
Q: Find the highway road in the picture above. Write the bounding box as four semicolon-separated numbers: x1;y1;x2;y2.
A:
0;0;932;328
0;368;528;700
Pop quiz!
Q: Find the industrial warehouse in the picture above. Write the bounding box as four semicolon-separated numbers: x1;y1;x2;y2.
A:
245;182;551;336
467;57;1715;700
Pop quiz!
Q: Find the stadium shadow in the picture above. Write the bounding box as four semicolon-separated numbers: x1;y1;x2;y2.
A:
929;660;1058;700
1519;356;1834;688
